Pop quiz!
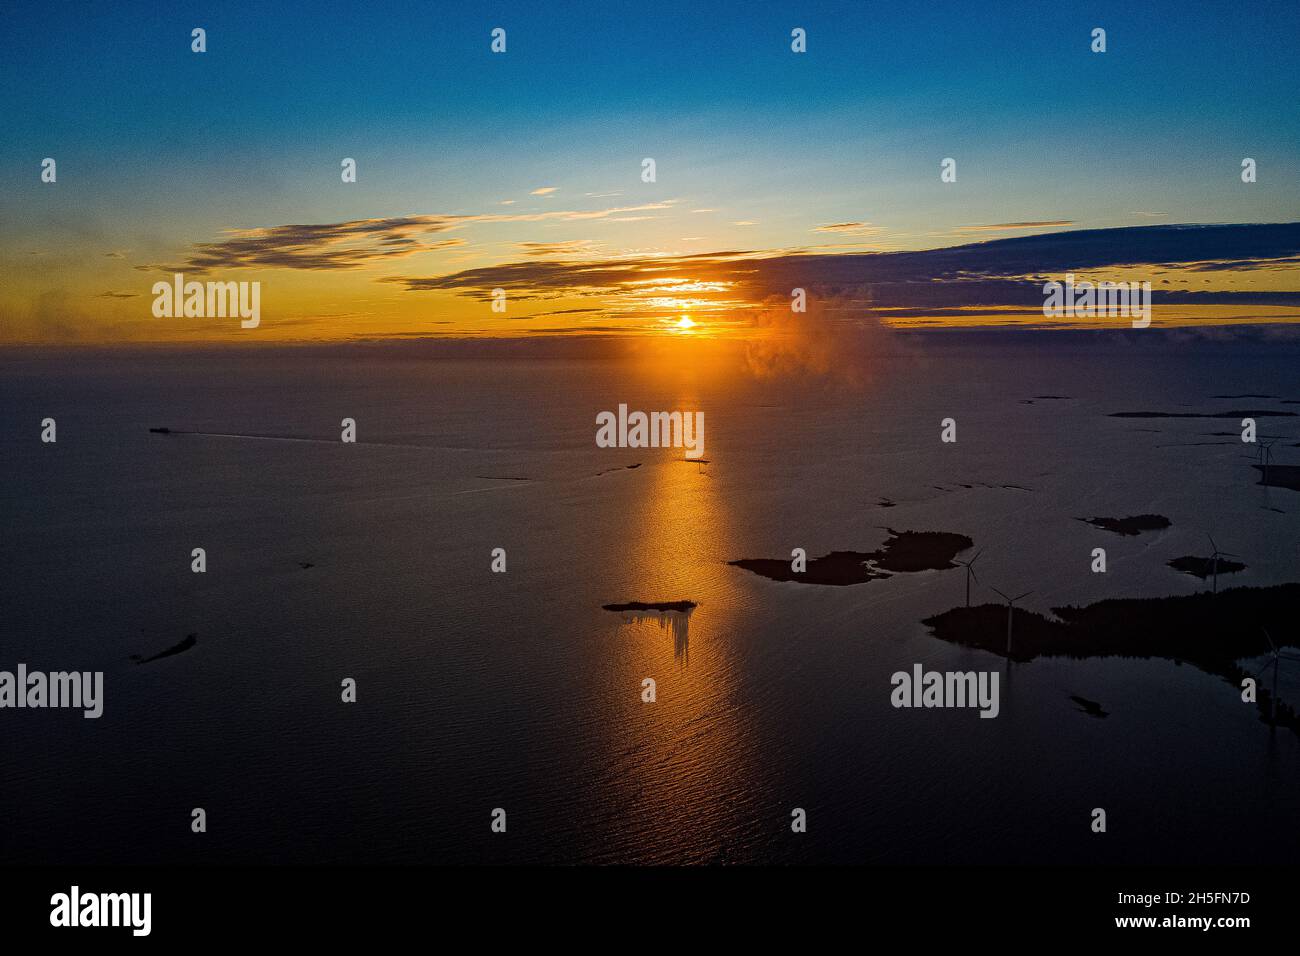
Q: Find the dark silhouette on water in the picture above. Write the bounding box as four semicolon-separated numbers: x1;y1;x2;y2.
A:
602;600;697;613
1079;514;1171;536
1069;694;1109;718
603;603;695;663
131;633;197;664
731;550;889;586
613;608;692;663
922;584;1300;735
1168;555;1246;583
1109;409;1297;419
1252;464;1300;491
729;530;973;586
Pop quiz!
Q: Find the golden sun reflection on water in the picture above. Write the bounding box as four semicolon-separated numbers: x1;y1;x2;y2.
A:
600;396;759;860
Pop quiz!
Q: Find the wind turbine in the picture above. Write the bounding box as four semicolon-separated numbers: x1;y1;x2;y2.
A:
991;587;1032;657
954;548;983;607
1258;438;1277;485
1261;628;1300;725
1206;534;1238;595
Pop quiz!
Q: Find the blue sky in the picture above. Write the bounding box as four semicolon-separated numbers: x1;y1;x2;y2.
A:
1;0;1297;340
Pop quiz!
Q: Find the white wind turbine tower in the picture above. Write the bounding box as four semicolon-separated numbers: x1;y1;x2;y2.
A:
991;587;1032;657
1206;534;1238;595
954;548;983;607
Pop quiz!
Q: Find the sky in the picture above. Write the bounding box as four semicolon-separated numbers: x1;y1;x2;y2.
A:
1;0;1298;342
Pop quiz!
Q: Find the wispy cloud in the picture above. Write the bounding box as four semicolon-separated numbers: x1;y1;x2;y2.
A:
517;239;599;257
531;187;558;196
814;222;884;235
162;203;680;273
178;217;469;272
951;220;1074;233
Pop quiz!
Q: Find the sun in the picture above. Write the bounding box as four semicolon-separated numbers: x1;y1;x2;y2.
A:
674;316;696;330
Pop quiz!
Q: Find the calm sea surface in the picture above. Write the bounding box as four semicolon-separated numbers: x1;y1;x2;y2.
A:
3;337;1298;864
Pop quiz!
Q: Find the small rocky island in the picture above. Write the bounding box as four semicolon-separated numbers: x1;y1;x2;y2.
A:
729;530;973;586
602;600;696;613
922;584;1300;735
1168;555;1246;579
1078;514;1171;536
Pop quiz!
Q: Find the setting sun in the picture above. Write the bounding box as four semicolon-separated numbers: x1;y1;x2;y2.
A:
675;316;696;330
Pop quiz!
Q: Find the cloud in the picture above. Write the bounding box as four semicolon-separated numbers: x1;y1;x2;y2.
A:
814;222;882;234
175;217;470;272
952;220;1074;233
381;258;667;298
517;240;599;257
160;203;678;274
531;187;558;195
382;223;1300;312
517;306;604;320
